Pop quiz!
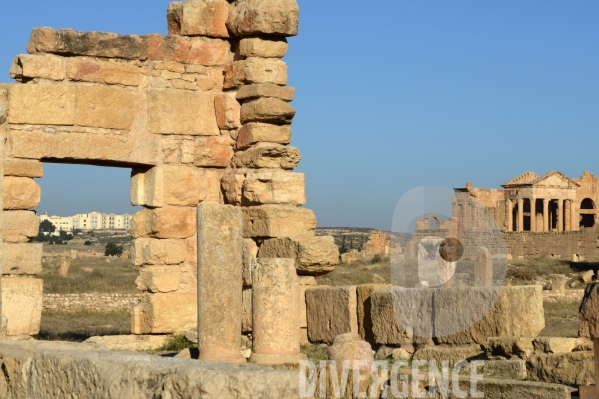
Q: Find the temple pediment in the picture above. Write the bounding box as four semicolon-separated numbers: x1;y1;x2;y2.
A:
501;171;539;188
530;170;579;189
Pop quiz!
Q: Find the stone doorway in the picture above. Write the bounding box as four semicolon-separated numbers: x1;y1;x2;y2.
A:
580;198;596;228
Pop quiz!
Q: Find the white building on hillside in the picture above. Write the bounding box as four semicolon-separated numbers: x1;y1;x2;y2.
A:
40;212;132;232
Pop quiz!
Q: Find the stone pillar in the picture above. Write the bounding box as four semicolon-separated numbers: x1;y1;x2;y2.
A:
517;198;524;232
197;202;245;364
564;200;571;232
474;247;492;287
0;141;4;333
530;198;536;232
543;199;549;232
570;200;577;231
557;199;563;232
552;275;566;295
506;199;513;232
251;258;300;364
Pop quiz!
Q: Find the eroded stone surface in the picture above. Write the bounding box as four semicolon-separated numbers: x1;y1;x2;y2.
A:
232;144;301;170
1;277;43;336
131;207;196;239
4;211;39;243
132;238;187;266
227;0;299;37
242;205;315;238
4;177;41;210
305;286;358;344
167;0;230;38
239;37;288;58
236;123;292;150
4;243;42;275
258;235;338;275
242;170;305;206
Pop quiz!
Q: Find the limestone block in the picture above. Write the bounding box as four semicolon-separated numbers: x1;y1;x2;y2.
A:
132;292;197;334
197;202;245;363
197;168;225;202
84;335;169;351
194;136;234;167
148;90;219;136
237;84;295;102
236;122;291;150
527;352;594;386
163;165;204;206
242;238;258;287
221;171;246;205
4;243;43;275
130;207;196;239
580;282;599;338
1;277;43;336
258;236;338;275
242;205;315;238
242;170;305;206
4;211;39;243
224;58;287;89
370;287;434;346
242;288;252;333
298;277;318;329
7;130;160;166
305;286;358;345
167;0;230;38
533;337;590;354
357;284;390;344
8;85;76;125
227;0;299;37
135;266;182;293
0;86;7;124
232;144;301;169
413;345;484;370
583;270;594;283
4;159;44;178
214;94;241;129
132;238;186;266
66;58;140;86
9;54;65;81
552;274;567;294
4;177;41;210
148;35;231;66
435;285;545;345
27;28;148;60
474;247;492;286
239;37;288;58
328;332;374;373
240;97;294;125
482;337;535;359
130;166;163;207
75;86;134;130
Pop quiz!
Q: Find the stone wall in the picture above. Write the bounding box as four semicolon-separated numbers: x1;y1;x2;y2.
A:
0;0;339;338
43;293;139;312
504;229;599;261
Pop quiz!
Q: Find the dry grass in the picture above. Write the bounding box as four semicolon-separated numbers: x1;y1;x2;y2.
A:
41;256;138;294
37;310;131;341
540;300;580;338
316;258;391;286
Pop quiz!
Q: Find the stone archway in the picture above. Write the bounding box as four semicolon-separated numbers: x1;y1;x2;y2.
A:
580;198;596;228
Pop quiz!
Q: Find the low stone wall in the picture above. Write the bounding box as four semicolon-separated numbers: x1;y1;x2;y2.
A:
43;293;139;312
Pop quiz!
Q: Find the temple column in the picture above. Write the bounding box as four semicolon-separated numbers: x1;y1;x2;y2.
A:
564;200;571;232
506;200;513;232
557;199;563;232
543;199;549;232
570;200;577;231
517;198;524;232
530;198;536;232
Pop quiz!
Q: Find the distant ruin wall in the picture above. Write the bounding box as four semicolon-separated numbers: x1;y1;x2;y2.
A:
504;229;599;261
43;293;139;312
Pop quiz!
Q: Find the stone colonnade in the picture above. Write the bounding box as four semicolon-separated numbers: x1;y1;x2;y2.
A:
505;198;576;232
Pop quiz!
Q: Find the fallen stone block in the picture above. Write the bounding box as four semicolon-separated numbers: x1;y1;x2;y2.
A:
1;277;43;336
236;83;295;102
227;0;299;37
9;54;65;81
84;335;169;351
232;144;301;170
3;210;39;243
4;243;42;275
328;332;374;372
583;270;595;283
258;236;338;275
482;337;534;360
240;97;295;124
167;0;230;38
527;352;594;386
305;286;357;344
239;37;288;58
236;122;292;150
4;159;44;178
224;58;287;89
242;205;315;238
533;337;592;354
4;177;41;210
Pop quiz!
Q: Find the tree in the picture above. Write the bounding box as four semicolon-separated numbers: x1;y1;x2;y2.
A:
72;229;82;235
59;230;73;241
84;240;92;246
105;242;124;257
39;219;55;234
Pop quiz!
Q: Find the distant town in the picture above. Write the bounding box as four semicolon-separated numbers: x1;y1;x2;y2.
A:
40;212;132;233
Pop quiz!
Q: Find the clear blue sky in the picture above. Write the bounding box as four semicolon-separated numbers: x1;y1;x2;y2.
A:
1;1;598;229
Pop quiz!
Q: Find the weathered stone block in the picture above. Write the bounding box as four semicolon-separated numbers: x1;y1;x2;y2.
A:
258;236;338;275
305;286;358;345
132;292;197;334
533;337;590;354
135;266;182;293
239;37;288;58
232;144;301;169
4;243;43;275
131;207;196;239
4;177;41;210
27;28;148;60
1;277;43;336
221;171;246;205
194;136;234;167
242;288;252;333
9;54;65;81
4;159;44;178
132;238;186;266
580;282;599;338
148;90;219;135
242;205;315;238
227;0;299;37
163;165;204;206
214;94;241;129
148;35;230;66
131;166;163;207
197;202;245;363
527;352;594;386
242;238;258;287
4;211;39;243
167;0;230;38
413;345;484;370
8;85;76;125
66;58;140;86
240;97;295;125
84;335;169;351
224;58;287;89
75;86;134;129
357;284;390;343
236;122;291;150
237;84;295;102
483;337;535;359
242;170;305;206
